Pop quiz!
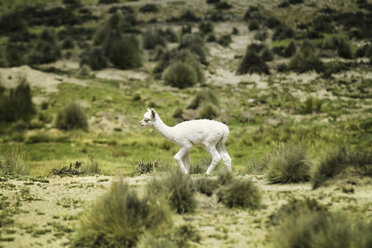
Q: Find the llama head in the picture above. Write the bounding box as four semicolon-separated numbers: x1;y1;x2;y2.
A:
140;108;157;127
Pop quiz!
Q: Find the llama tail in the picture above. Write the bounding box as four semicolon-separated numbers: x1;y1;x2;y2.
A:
220;124;229;145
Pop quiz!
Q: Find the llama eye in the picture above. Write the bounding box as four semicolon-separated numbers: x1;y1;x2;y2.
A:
145;119;150;122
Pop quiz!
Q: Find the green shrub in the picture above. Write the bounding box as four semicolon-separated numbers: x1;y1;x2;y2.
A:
72;179;172;248
311;147;372;189
172;107;184;119
0;148;29;176
143;28;166;50
198;21;214;34
217;34;232;47
272;25;295;40
283;41;296;57
0;79;35;123
146;169;196;214
98;0;118;4
162;62;198;88
80;47;108;70
217;168;233;185
261;47;274;61
215;1;232;9
265;144;310;183
198;104;218;119
163;28;178;43
237;48;270;75
139;4;159;13
232;27;239;35
300;96;323;114
56;102;88;131
135;158;159;174
187;89;219;109
269;198;328;226
269;204;372;248
5;42;28;67
217;178;261;209
106;34;143;69
63;0;81;5
28;29;61;65
248;21;260;30
179;34;207;64
337;39;353;59
289;40;324;73
83;155;101;174
195;178;219;196
189;159;210;174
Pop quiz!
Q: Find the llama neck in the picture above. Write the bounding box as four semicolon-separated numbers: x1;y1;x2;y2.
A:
152;116;175;141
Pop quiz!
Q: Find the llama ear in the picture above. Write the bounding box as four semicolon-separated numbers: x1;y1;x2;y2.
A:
151;109;156;118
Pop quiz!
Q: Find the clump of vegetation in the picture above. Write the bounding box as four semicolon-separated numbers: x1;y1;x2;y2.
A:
83;155;101;174
93;12;143;69
198;104;218;119
198;21;214;35
269;198;328;226
0;148;29;176
289;40;324;73
172;107;184;119
139;4;159;13
217;34;232;47
146;169;196;214
28;29;61;65
265;144;310;183
217;178;261;209
72;179;172;248
179;34;207;64
300;95;323;114
162;62;198;89
80;47;107;70
195;177;219;196
56;102;88;131
135;158;159;174
143;28;166;50
237;47;270;75
269;198;372;248
187;89;219;109
312;147;372;189
156;49;204;85
217;168;234;185
0;79;35;123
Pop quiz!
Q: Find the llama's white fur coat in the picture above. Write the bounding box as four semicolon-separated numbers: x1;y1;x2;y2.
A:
140;108;231;174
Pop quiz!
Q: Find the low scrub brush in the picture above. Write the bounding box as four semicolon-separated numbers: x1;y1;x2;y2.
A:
72;179;172;248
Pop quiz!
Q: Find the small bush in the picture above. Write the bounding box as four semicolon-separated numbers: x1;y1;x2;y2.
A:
312;147;372;189
61;38;75;49
195;178;219;196
72;179;172;248
218;178;261;209
217;34;232;47
143;28;167;50
289;40;324;73
261;47;274;61
198;104;218;119
337;39;353;59
272;25;295;40
269;198;328;226
248;21;260;31
0;79;35;123
179;34;207;64
265;144;310;183
172;107;184;119
56;102;88;131
232;27;239;35
0;148;29;176
237;48;270;75
106;34;143;69
163;62;198;89
163;28;178;43
83;155;101;174
198;21;214;35
188;90;219;109
80;47;108;70
28;29;61;65
98;0;118;4
139;4;159;13
146;169;196;214
283;41;296;57
300;96;323;114
189;159;210;174
135;158;159;174
217;168;233;185
269;202;372;248
215;1;232;10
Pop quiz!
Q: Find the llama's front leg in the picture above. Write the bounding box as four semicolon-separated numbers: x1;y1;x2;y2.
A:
174;147;190;174
182;151;191;173
205;145;221;175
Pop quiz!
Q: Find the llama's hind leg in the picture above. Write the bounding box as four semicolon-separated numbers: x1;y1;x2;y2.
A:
174;146;190;174
217;143;232;172
205;145;221;175
182;151;191;174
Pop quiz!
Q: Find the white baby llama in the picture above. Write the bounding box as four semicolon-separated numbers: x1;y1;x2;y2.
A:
140;108;231;174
